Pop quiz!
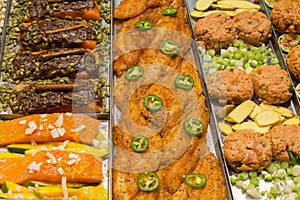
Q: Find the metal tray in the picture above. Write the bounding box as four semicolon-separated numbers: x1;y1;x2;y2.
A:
184;0;300;199
112;0;233;199
260;0;300;112
0;0;111;119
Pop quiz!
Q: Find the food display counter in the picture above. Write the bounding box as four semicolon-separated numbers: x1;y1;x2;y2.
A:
0;0;300;199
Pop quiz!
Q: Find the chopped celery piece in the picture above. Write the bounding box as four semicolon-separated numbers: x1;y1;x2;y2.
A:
271;57;279;65
207;49;216;57
230;175;238;185
293;166;300;177
221;49;230;57
238;172;249;181
234;51;243;60
249;171;257;178
277;169;287;179
283;184;293;194
236;180;246;190
263;173;273;182
250;177;259;187
281;162;290;169
246;188;262;199
294;176;300;184
287;168;293;176
267;163;276;174
269;186;280;196
203;55;212;63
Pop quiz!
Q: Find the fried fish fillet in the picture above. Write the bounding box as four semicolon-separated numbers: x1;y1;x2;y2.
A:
173;152;227;200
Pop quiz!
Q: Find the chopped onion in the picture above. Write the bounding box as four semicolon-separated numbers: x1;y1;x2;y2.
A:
61;176;68;199
19;120;27;125
70;125;86;132
50;129;59;138
46;152;57;164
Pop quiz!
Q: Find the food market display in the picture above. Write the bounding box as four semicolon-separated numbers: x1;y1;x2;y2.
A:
0;0;111;198
1;0;300;199
185;0;300;199
112;0;229;199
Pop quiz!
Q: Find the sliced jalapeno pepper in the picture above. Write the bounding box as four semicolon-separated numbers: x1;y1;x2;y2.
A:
163;8;178;16
130;135;149;153
287;146;299;165
137;171;160;192
125;66;144;81
144;94;163;111
183;119;203;137
136;20;152;30
159;39;179;56
175;75;194;90
184;173;207;189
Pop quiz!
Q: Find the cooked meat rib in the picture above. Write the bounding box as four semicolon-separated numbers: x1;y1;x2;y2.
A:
12;48;99;80
19;20;97;51
26;0;100;21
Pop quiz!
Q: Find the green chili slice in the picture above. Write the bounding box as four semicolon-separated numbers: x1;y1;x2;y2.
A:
163;8;178;16
185;173;206;189
175;75;194;90
159;39;179;56
287;146;299;165
125;66;144;81
136;20;152;30
137;171;160;192
183;119;203;137
130;135;149;153
144;94;163;111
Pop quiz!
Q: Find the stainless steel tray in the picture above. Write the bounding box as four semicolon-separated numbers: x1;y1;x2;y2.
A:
0;0;111;119
260;0;300;113
184;0;300;199
112;0;233;199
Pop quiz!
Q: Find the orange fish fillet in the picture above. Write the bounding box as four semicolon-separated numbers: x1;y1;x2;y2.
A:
0;113;100;146
0;150;102;184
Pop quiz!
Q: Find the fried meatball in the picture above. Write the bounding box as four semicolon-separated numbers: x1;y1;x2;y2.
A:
233;11;272;46
270;0;300;33
223;129;272;172
286;44;300;81
266;125;300;162
194;13;237;51
251;65;292;105
206;68;254;105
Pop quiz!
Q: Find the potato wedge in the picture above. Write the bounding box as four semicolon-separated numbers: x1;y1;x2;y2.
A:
190;10;203;18
197;10;237;18
210;4;236;10
216;105;235;119
249;105;264;119
218;122;233;135
232;121;270;135
282;118;300;126
254;110;281;127
217;0;261;9
277;107;294;118
226;100;256;123
259;103;278;111
235;8;259;13
195;0;214;11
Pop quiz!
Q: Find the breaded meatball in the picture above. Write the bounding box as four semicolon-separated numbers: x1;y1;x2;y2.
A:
223;129;272;172
194;13;237;51
206;68;254;105
251;65;292;105
270;0;300;33
233;11;272;46
266;125;300;162
286;44;300;81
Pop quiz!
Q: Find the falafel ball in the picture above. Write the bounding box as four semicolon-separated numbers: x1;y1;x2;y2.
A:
233;11;272;46
251;65;292;105
270;0;300;33
266;125;300;163
206;68;254;105
286;44;300;81
223;129;272;172
194;12;237;51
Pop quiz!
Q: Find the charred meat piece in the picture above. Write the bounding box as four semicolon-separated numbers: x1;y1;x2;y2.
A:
4;80;103;114
26;0;100;21
12;48;99;80
19;19;97;51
